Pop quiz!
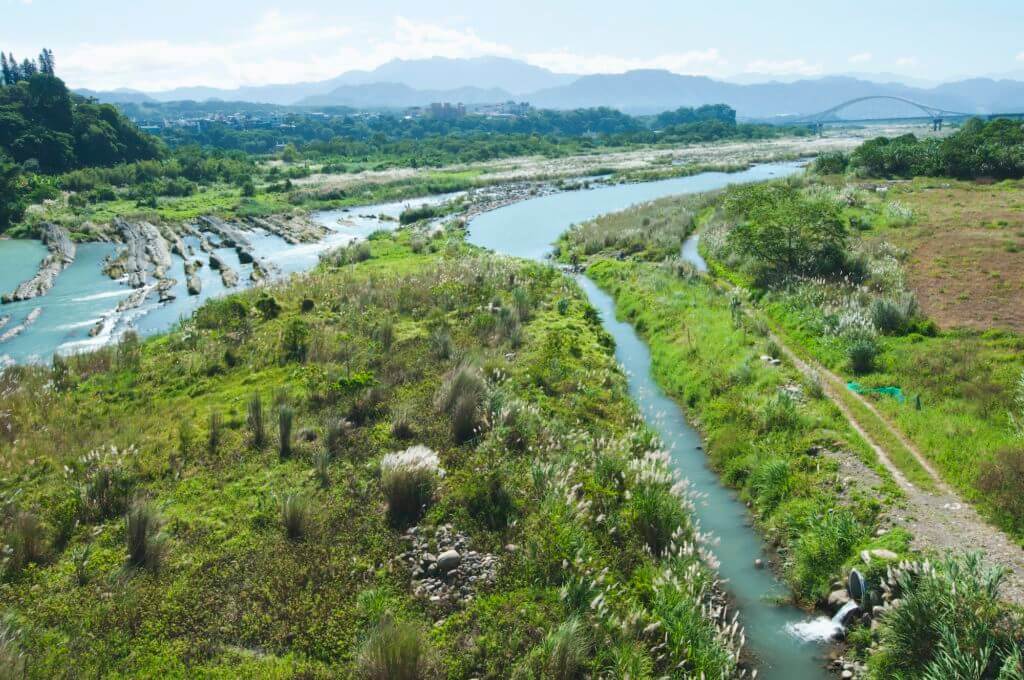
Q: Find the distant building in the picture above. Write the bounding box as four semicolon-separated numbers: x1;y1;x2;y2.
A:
429;102;466;120
476;101;533;118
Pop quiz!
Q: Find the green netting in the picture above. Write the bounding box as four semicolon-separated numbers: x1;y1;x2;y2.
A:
847;382;906;404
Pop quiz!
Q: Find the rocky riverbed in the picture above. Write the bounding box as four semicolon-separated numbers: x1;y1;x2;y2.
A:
2;223;75;304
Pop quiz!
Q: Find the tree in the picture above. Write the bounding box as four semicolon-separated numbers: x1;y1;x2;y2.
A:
724;183;849;279
0;154;28;229
6;53;21;83
0;53;10;86
21;58;37;79
38;49;55;76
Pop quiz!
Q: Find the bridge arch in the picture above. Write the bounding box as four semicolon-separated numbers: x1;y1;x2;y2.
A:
803;96;970;123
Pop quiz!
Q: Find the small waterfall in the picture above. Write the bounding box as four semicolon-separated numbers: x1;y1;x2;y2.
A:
785;601;860;643
831;601;859;626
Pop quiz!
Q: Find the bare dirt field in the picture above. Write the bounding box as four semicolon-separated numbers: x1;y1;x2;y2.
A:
887;180;1024;332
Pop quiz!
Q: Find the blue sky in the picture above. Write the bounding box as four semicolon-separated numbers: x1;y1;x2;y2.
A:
3;0;1023;90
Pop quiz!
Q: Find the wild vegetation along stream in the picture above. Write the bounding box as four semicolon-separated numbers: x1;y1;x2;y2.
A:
468;161;835;679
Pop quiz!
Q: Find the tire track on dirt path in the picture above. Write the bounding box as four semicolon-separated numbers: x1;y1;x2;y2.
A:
761;314;1024;605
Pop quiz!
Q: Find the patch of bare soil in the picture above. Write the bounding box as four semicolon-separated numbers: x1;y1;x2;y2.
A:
893;182;1024;332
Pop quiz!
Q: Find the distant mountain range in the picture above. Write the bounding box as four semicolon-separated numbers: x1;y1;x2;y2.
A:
75;56;1024;119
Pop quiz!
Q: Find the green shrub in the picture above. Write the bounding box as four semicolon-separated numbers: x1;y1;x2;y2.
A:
280;318;310;363
374;319;395;351
357;615;438;680
813;151;849;175
325;417;351;455
846;329;879;374
312;451;331;489
255;295;282;320
751;458;792;513
791;509;867;600
77;446;133;523
125;500;166;572
428;327;452;360
390;408;415;440
976;448;1024;533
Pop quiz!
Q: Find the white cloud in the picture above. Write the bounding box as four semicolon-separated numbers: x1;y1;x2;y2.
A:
848;52;873;64
744;58;823;76
896;56;920;68
525;48;726;76
1016;51;1024;62
53;10;731;91
58;14;516;91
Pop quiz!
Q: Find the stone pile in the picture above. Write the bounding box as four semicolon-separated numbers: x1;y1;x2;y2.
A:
397;524;498;610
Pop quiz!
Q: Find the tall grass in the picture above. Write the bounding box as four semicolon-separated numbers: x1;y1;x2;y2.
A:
278;405;294;459
0;618;24;679
380;446;443;525
872;553;1023;679
280;493;310;541
357;616;437;680
207;411;222;454
4;511;48;576
247;394;266;448
436;362;487;444
512;617;590;680
125;500;166;573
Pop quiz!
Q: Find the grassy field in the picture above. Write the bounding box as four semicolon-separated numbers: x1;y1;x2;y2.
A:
0;228;745;677
714;178;1024;539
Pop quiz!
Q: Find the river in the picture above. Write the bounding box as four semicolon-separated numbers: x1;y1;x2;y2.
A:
466;161;834;679
0;161;832;675
0;194;455;364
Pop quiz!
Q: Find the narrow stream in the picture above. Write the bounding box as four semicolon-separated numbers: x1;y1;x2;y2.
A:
467;162;832;679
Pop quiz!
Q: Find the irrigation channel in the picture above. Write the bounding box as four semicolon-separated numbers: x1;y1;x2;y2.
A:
467;161;837;679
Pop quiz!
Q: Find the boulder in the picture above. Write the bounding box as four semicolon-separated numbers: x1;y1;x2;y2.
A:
436;549;461;574
828;589;851;610
870;549;899;561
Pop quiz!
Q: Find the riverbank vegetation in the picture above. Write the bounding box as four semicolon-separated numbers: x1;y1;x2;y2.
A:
817;117;1024;180
561;179;1024;676
700;174;1024;541
583;256;902;604
0;228;746;677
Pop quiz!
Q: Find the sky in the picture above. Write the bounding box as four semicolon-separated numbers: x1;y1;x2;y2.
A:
2;0;1024;91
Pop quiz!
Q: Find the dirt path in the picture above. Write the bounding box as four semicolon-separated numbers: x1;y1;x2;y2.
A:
765;321;1024;605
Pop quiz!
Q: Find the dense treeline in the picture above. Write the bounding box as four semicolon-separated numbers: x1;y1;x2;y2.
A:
815;118;1024;179
137;103;798;158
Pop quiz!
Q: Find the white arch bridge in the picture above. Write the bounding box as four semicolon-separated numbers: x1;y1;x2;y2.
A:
785;95;1024;132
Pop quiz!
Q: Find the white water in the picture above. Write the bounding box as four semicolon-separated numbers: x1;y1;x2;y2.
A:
786;601;859;643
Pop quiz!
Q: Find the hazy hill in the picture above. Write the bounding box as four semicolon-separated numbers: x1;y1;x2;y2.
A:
298;82;513;108
75;56;1024;118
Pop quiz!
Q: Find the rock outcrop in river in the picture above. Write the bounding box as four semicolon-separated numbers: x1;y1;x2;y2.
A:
0;307;42;343
246;215;327;244
2;223;76;304
106;219;173;287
